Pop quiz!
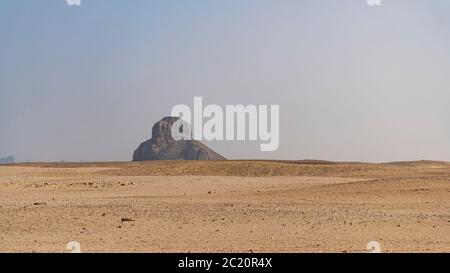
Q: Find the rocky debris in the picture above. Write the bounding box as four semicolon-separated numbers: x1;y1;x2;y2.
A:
121;218;135;222
133;117;226;161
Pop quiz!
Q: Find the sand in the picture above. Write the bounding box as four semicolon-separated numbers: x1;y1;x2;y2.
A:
0;160;449;253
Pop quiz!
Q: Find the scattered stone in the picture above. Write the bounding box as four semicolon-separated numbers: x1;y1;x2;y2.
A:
121;218;135;222
33;202;47;206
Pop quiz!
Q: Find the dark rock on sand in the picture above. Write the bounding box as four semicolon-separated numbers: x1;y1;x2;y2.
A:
133;117;225;161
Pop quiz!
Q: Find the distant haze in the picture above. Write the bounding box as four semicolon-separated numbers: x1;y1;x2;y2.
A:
1;0;449;163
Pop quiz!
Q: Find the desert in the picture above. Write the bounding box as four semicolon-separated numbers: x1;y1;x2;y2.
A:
1;160;449;253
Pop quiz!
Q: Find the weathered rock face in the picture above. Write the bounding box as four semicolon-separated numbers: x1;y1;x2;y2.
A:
133;117;226;161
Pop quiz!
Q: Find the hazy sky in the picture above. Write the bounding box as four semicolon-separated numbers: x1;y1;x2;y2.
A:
1;0;449;162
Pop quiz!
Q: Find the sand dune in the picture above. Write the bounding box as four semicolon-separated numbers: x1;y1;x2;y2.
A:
0;160;449;253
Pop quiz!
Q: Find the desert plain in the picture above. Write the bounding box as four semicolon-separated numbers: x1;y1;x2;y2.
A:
0;160;449;253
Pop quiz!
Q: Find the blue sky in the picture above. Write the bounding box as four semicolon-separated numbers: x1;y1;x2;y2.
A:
1;0;449;162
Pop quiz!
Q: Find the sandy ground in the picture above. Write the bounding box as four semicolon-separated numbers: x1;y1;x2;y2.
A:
0;160;449;253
